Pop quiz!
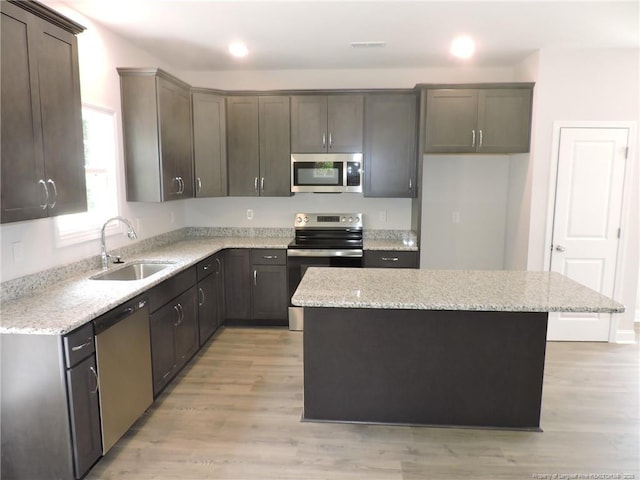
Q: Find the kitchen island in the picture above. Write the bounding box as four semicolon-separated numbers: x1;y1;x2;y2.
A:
292;268;624;431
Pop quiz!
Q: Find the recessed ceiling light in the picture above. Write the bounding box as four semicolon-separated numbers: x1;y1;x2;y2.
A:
228;41;249;58
450;35;475;59
350;41;386;48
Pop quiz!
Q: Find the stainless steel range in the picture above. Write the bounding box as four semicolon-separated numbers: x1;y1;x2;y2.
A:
287;212;363;330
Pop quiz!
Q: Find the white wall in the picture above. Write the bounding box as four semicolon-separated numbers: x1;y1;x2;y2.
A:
180;67;515;91
185;195;410;230
0;4;186;282
420;155;510;270
525;48;640;340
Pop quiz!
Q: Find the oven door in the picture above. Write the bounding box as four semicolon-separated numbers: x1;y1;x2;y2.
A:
287;249;362;330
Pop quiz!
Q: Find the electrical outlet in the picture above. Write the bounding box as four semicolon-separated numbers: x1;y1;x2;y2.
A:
12;242;23;263
452;211;460;224
246;209;254;220
378;210;387;222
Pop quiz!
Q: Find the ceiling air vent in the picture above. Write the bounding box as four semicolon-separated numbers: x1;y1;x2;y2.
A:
350;41;386;48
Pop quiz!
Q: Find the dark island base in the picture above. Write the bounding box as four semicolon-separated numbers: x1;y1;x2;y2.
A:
303;308;548;430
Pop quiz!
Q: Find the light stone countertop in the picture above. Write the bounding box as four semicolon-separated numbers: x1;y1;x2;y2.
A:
363;238;418;251
0;236;291;336
291;267;625;313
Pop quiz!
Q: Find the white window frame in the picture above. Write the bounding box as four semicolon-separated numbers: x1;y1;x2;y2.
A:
55;104;120;247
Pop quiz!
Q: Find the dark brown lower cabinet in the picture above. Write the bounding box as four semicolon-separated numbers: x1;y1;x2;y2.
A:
224;249;288;326
66;355;102;477
149;269;199;397
1;323;101;480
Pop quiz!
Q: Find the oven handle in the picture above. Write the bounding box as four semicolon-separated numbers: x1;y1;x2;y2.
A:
287;249;363;258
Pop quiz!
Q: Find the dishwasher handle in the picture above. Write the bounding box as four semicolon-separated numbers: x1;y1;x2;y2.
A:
94;295;148;335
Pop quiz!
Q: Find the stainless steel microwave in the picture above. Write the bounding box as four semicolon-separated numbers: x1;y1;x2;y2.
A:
291;153;363;193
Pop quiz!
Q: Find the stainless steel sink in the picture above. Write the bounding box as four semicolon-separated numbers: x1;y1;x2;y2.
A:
90;261;174;281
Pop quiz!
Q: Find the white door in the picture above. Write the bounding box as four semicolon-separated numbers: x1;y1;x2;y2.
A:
548;127;629;341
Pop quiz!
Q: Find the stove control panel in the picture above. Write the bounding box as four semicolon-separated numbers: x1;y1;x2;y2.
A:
294;213;363;228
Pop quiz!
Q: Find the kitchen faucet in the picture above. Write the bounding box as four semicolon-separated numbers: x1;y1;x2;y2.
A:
101;216;138;269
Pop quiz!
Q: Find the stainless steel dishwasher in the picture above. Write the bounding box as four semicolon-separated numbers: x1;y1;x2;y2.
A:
94;294;153;454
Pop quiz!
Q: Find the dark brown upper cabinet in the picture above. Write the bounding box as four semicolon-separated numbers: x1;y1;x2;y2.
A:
118;68;194;202
291;95;364;153
364;93;418;198
1;1;87;224
227;95;291;197
423;85;533;154
192;90;227;197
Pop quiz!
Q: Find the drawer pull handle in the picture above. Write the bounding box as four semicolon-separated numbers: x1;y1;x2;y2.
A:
89;366;99;394
71;340;92;352
202;264;211;270
262;255;277;260
381;257;399;262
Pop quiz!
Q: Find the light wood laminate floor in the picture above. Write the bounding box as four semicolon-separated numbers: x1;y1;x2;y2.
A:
88;327;639;480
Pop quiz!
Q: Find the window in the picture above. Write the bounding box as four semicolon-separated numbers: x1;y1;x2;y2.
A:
56;105;119;245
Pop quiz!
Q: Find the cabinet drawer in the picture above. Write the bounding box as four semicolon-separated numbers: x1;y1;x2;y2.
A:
63;323;95;368
149;266;197;313
364;250;418;268
250;249;286;265
197;254;221;281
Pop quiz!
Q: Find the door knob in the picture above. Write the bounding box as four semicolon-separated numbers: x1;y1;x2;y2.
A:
555;245;566;252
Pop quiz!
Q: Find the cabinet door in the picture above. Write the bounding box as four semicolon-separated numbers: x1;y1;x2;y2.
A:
174;287;199;369
1;7;48;223
477;88;532;153
424;89;478;153
258;96;291;196
150;303;178;396
291;96;327;152
327;95;364;153
158;77;193;200
213;253;225;330
252;265;288;320
192;92;227;197
37;20;87;216
66;355;102;479
198;273;217;345
364;94;417;197
224;249;252;319
227;96;260;195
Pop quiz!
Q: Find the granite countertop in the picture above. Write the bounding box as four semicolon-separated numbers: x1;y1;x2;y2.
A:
292;267;625;313
0;236;291;336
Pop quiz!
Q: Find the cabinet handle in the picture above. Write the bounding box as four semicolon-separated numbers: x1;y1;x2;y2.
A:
180;177;186;194
261;177;265;191
322;132;326;149
253;269;257;286
203;264;211;271
174;304;181;326
71;340;92;352
328;132;332;149
198;287;205;306
197;177;202;193
478;129;483;149
254;177;258;192
471;130;476;148
38;179;49;210
173;177;180;194
408;178;412;192
46;179;57;208
215;257;221;274
178;303;184;323
381;257;399;262
89;366;99;394
262;255;277;260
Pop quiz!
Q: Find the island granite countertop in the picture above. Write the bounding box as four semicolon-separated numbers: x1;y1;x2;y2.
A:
292;267;625;313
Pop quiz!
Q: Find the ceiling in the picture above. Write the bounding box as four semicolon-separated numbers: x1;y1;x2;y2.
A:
61;0;639;71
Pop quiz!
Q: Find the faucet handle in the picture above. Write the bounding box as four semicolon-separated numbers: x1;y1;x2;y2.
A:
111;255;124;264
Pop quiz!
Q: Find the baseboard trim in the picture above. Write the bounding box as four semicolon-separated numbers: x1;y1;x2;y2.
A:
615;329;638;344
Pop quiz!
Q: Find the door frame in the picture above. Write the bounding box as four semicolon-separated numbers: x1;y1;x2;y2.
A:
543;121;637;342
